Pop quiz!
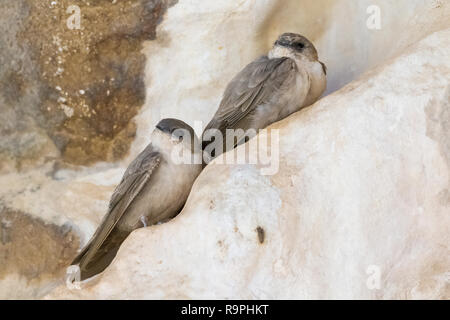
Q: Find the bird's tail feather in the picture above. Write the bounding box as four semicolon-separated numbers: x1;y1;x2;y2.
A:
71;228;130;281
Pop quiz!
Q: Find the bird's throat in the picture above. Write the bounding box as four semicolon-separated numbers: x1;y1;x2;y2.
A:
268;45;296;60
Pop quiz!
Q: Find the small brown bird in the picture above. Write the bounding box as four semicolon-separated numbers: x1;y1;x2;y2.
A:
202;33;327;161
71;119;202;280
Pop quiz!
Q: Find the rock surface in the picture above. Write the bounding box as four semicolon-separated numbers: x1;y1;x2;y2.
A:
47;28;450;299
0;0;449;299
132;0;450;156
0;209;79;299
0;0;175;299
0;0;175;170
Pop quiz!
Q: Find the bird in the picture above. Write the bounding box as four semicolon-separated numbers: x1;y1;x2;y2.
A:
202;32;327;161
70;118;202;281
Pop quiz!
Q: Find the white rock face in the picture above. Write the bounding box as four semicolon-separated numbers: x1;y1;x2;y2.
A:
47;28;450;299
2;0;449;300
132;0;450;155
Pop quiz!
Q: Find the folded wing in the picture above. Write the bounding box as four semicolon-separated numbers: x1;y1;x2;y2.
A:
202;56;297;152
71;144;161;279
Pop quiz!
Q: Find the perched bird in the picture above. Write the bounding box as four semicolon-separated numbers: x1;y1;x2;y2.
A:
202;32;327;160
71;118;202;280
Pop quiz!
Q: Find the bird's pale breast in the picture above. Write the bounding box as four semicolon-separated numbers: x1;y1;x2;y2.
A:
118;158;200;230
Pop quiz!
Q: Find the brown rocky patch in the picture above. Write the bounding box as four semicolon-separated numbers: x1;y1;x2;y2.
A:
0;0;176;169
0;208;79;281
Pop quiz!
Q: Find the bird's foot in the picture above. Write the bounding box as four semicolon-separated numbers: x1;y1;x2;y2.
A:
140;216;147;227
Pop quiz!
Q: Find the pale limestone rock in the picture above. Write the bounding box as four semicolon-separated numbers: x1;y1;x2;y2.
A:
46;28;450;299
132;0;450;156
2;0;449;300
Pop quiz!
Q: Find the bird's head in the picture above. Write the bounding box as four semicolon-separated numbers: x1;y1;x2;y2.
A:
272;33;318;61
153;118;200;156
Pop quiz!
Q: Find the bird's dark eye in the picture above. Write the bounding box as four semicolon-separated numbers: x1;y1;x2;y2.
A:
295;42;305;49
172;132;183;142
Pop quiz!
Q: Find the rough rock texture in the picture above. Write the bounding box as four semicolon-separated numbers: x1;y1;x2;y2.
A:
1;0;449;299
0;0;175;299
131;0;450;157
0;0;174;170
0;209;79;299
0;163;119;299
47;28;450;299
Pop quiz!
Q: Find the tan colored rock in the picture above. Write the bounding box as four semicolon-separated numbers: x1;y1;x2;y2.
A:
46;28;450;299
0;0;175;169
1;0;449;300
0;163;120;299
0;209;79;299
0;0;174;298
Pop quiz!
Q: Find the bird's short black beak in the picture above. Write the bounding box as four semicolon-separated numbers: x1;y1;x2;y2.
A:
320;61;327;75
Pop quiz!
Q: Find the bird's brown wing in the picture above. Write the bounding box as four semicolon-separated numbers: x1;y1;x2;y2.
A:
71;144;161;277
204;56;297;135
